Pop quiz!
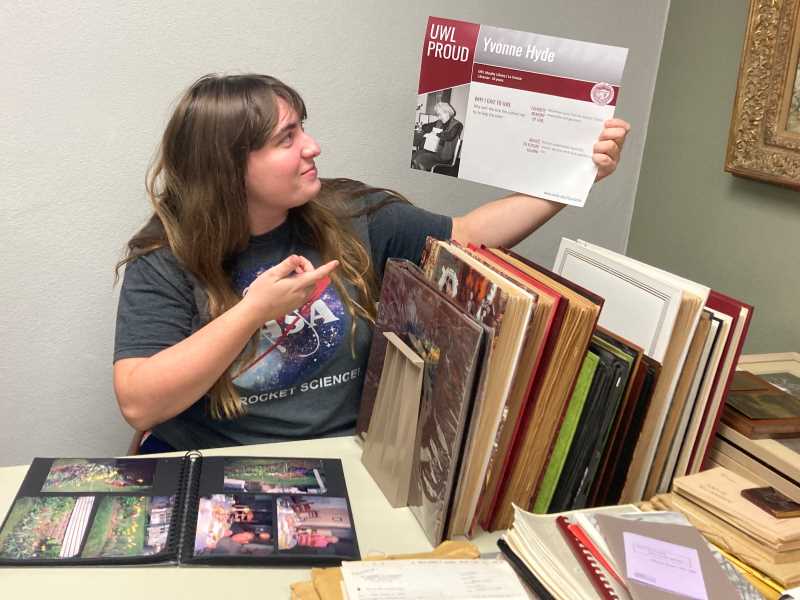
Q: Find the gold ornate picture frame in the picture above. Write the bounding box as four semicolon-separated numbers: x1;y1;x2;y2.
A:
725;0;800;189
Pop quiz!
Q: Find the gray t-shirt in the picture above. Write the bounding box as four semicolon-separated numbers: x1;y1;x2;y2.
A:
114;193;452;449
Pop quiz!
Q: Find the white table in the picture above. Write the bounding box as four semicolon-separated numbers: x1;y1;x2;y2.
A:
0;436;501;599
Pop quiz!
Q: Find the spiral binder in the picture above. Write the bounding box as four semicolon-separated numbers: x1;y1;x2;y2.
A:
556;515;621;600
171;450;203;564
0;453;358;567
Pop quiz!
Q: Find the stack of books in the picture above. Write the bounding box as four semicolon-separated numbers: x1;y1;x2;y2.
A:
499;501;761;599
712;353;800;499
356;237;753;544
653;466;800;598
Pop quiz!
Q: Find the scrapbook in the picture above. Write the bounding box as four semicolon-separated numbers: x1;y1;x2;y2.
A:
0;454;359;566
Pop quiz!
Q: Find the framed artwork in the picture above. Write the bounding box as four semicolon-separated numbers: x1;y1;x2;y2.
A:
725;0;800;189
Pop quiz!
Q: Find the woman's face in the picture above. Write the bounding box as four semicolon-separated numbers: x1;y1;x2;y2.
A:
245;98;321;225
436;107;451;123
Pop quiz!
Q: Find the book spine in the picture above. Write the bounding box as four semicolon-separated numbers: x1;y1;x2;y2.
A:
173;450;202;564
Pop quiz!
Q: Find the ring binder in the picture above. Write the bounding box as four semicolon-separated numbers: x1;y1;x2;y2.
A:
175;450;203;563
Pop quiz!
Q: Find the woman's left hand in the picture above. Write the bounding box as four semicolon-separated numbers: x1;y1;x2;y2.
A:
593;118;630;182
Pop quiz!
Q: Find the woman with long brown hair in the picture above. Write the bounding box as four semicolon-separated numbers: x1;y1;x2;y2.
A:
114;73;629;452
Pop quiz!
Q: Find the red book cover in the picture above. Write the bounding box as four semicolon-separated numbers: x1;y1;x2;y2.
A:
479;247;603;528
466;244;566;527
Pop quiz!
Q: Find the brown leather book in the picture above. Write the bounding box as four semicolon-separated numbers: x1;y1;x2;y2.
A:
722;371;800;438
358;259;485;546
417;238;535;538
741;486;800;519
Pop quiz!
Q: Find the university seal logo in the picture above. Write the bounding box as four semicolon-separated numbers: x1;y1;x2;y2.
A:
590;82;615;106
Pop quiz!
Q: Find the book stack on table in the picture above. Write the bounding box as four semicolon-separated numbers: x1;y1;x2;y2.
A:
498;501;763;599
651;464;800;599
645;352;800;599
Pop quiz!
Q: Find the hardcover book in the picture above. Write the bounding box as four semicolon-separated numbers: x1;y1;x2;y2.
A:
532;351;599;513
657;312;725;493
644;310;714;498
587;328;644;506
464;244;565;529
741;486;800;519
0;454;359;566
485;248;603;530
727;372;800;413
571;335;635;509
673;467;800;551
360;259;485;545
547;335;632;513
716;422;800;485
552;238;711;505
672;306;734;480
602;355;661;506
419;238;535;537
655;492;800;588
684;291;753;474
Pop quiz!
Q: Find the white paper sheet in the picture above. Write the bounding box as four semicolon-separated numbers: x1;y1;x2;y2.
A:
340;559;531;600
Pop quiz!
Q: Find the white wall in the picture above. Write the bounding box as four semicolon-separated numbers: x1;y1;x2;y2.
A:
0;0;669;465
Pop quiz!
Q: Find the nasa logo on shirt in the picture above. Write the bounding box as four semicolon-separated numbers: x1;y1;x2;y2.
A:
232;268;348;391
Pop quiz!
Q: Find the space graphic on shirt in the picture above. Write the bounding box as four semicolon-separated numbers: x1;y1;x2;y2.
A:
231;264;348;392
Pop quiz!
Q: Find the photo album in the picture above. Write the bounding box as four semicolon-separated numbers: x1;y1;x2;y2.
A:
0;454;359;567
412;16;628;206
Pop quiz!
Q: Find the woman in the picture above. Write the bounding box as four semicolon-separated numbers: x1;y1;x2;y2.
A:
114;73;629;452
411;101;463;171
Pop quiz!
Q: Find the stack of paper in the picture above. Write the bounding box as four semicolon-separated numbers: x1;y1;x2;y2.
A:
670;467;800;589
500;503;762;600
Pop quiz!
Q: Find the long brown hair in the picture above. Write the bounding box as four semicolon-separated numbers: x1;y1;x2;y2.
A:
117;74;406;420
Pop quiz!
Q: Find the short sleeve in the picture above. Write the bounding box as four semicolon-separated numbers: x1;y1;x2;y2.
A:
114;249;197;362
367;198;452;280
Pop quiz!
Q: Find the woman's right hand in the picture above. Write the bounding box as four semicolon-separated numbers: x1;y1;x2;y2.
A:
239;255;339;327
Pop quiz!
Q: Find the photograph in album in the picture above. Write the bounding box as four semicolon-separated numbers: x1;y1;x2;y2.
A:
276;496;356;557
194;494;275;557
0;496;93;560
83;496;175;558
41;458;157;493
223;458;327;495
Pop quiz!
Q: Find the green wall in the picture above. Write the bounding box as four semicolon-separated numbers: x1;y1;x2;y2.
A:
628;0;800;353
